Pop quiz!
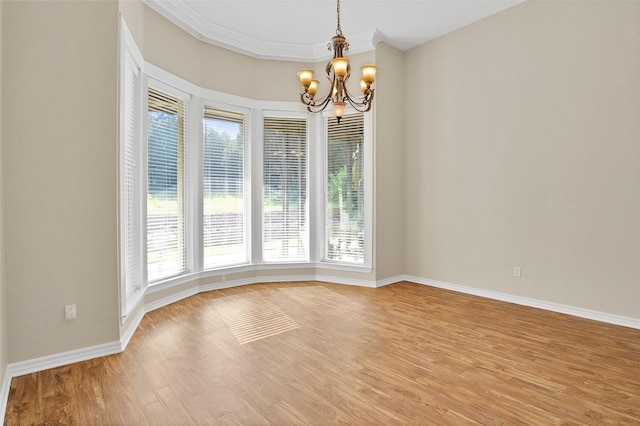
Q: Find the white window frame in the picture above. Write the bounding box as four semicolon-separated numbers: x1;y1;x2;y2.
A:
261;110;311;264
200;97;252;270
319;108;373;271
118;17;145;321
145;68;196;285
123;62;373;296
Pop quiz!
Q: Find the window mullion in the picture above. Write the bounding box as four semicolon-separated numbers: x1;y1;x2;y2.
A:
309;113;323;263
187;96;204;273
251;109;264;264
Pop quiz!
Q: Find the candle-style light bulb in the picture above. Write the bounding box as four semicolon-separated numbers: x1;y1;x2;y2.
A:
298;69;314;87
332;58;349;77
308;80;319;96
361;65;377;83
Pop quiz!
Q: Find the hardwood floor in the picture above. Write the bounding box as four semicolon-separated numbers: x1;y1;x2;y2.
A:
5;281;640;425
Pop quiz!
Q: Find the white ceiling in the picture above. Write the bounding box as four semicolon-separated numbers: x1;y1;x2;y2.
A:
144;0;523;62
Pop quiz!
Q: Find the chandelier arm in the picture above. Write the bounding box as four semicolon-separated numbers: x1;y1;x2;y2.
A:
344;96;373;113
304;92;333;114
341;85;375;112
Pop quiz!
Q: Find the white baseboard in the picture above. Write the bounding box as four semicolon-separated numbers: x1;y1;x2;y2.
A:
6;341;123;380
0;341;124;422
375;275;402;288
402;275;640;330
145;286;200;314
145;273;383;314
120;307;145;352
0;364;10;424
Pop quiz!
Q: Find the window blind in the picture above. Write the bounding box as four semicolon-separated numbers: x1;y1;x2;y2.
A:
325;113;365;263
147;88;186;282
122;52;142;296
202;106;247;268
263;117;308;262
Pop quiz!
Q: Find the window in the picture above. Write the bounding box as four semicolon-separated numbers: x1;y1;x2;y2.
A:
325;113;365;264
121;50;142;297
202;107;247;268
263;117;308;262
147;88;187;282
127;63;373;294
119;17;145;318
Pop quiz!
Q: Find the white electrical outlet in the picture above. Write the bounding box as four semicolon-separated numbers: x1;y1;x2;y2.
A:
65;304;77;320
514;266;522;278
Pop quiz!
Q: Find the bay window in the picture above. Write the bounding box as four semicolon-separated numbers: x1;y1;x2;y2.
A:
123;63;372;291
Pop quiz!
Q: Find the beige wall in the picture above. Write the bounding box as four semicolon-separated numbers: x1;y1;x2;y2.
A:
374;42;405;280
404;1;640;318
0;0;8;389
3;1;120;362
119;0;145;53
144;6;301;102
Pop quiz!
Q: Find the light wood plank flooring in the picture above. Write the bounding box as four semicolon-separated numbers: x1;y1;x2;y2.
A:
5;281;640;425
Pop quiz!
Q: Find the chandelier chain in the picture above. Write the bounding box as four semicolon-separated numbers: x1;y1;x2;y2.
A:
336;0;342;36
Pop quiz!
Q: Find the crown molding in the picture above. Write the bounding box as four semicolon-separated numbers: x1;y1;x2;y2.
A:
144;0;379;62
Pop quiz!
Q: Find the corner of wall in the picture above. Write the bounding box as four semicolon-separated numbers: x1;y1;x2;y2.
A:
0;0;10;421
373;42;406;280
118;0;145;55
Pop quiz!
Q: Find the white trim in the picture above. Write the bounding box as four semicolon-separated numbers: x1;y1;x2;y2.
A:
6;341;123;379
145;286;200;314
143;0;379;62
119;15;146;321
0;341;126;418
403;275;640;330
0;365;10;424
120;307;145;352
145;262;375;299
315;275;377;288
375;275;402;288
187;95;204;275
145;272;380;314
251;109;264;265
145;63;200;99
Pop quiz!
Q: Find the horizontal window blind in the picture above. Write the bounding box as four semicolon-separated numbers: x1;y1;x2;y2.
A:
326;113;365;264
263;117;308;262
203;106;247;268
147;88;187;282
122;52;142;296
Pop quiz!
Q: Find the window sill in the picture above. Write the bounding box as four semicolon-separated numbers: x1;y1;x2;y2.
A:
145;261;374;297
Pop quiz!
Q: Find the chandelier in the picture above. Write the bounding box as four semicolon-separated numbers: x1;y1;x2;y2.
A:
297;0;378;123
